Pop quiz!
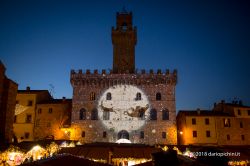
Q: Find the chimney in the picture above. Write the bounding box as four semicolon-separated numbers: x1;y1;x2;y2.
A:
197;108;201;115
62;97;66;102
26;86;30;91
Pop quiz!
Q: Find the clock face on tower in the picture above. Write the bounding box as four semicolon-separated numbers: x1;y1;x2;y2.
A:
97;85;150;134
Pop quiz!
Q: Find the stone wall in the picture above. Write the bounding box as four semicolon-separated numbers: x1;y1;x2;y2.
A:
70;71;177;145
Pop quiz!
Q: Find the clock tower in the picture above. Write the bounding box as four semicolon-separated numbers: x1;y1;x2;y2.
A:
112;10;137;74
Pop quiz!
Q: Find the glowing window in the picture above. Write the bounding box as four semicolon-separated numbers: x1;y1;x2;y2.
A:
90;92;96;101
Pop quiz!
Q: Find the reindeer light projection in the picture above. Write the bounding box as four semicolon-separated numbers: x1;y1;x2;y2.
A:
98;85;150;138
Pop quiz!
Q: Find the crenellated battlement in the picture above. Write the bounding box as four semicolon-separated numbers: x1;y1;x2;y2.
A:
70;69;177;86
71;69;177;75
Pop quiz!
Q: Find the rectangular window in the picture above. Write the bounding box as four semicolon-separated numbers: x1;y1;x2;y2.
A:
206;130;211;137
227;134;230;140
24;132;30;139
192;118;196;125
240;122;243;128
103;111;110;120
26;114;32;123
103;131;107;138
47;122;51;127
241;135;245;141
224;118;231;127
193;131;197;138
38;108;42;114
27;100;33;106
81;131;85;138
162;132;166;139
248;110;250;116
238;109;241;115
14;115;17;123
36;119;40;127
205;118;209;125
140;131;144;139
48;108;53;114
162;110;169;120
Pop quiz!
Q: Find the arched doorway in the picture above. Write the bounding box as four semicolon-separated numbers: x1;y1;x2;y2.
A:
118;130;129;140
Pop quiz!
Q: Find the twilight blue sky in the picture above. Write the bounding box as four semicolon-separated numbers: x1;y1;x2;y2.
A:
0;0;250;111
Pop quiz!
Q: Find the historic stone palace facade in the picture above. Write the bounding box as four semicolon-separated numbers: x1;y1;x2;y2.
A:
70;11;177;145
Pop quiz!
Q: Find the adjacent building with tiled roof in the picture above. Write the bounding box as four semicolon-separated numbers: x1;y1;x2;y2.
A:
177;101;250;146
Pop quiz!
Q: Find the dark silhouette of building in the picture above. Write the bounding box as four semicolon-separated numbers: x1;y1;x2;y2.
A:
0;60;18;144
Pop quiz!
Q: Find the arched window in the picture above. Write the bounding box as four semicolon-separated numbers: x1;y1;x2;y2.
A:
138;110;145;120
118;130;129;140
103;111;110;120
90;92;95;101
91;108;98;120
106;92;112;100
136;92;141;101
156;92;161;101
162;109;169;120
140;131;144;139
150;109;157;120
79;108;86;120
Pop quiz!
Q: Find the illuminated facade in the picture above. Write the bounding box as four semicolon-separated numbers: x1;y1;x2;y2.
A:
177;101;250;145
0;61;18;143
14;87;52;142
34;98;71;140
70;11;178;145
